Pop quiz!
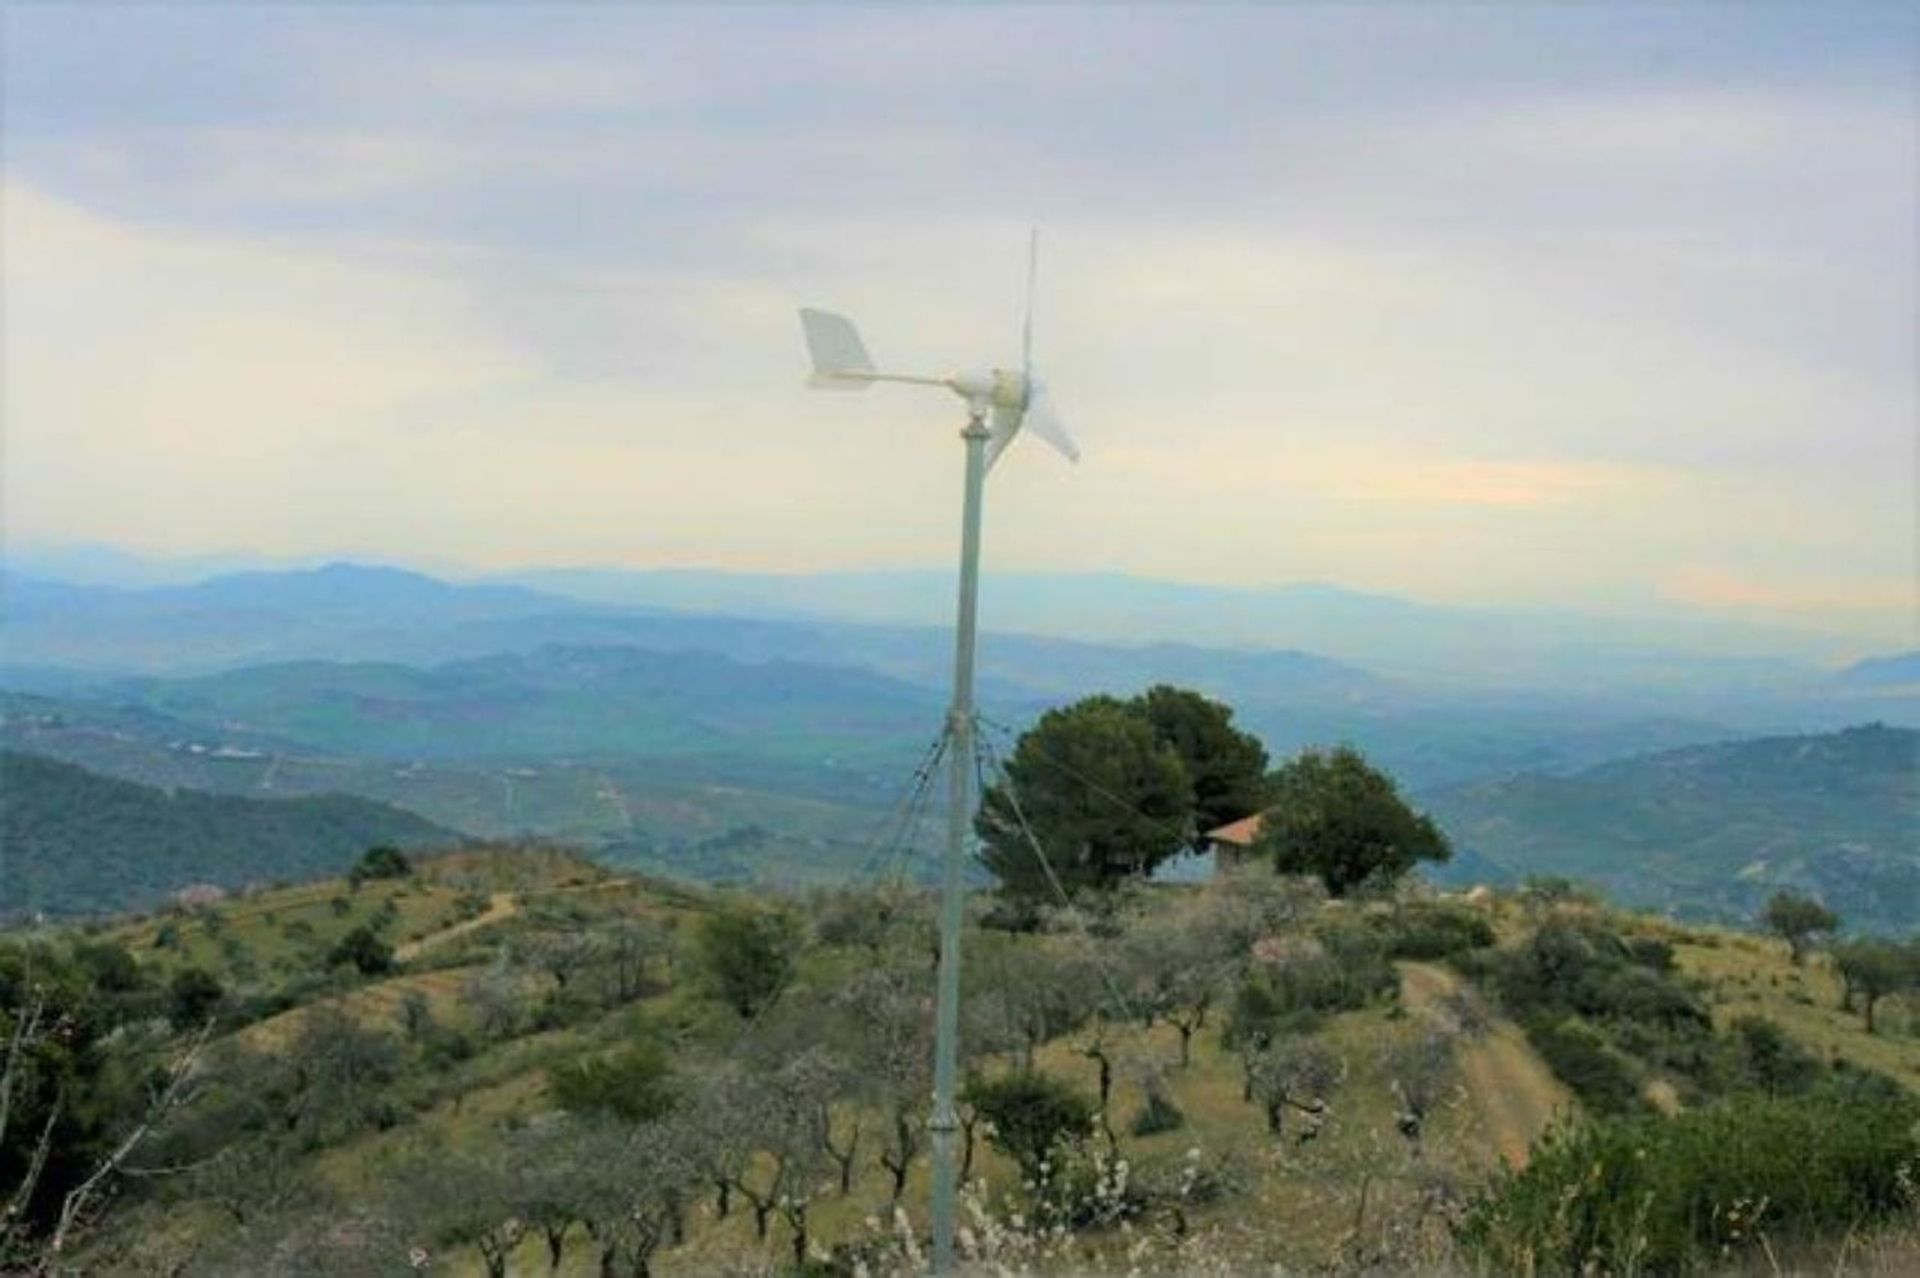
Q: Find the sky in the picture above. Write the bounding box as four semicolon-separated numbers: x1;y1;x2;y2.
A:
3;4;1915;644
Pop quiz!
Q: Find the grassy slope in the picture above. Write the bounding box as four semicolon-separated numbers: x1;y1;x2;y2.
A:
79;864;1920;1276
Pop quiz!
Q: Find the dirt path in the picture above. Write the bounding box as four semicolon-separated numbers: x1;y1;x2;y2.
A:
389;877;635;963
394;892;518;961
1400;961;1573;1168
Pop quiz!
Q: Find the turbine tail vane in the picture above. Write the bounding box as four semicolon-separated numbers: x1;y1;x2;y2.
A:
799;307;877;389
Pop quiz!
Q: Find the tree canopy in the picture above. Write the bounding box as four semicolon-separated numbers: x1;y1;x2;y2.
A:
695;906;800;1019
1131;685;1269;844
977;696;1194;898
962;1070;1096;1181
1256;746;1450;897
1832;939;1916;1033
1760;890;1839;963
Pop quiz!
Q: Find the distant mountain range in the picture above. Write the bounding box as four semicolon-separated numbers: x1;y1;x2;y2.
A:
1428;724;1920;933
7;556;1909;695
1840;651;1920;690
5;558;1916;923
1;750;457;919
3;561;1912;786
111;644;947;769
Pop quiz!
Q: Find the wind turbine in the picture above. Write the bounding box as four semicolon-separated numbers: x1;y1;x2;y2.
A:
799;233;1078;1275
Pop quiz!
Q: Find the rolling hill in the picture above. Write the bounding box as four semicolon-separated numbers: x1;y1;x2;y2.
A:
1428;723;1920;931
0;751;458;918
106;643;949;768
1;564;1778;793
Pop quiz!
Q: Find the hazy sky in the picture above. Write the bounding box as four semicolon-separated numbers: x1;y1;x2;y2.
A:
4;4;1914;641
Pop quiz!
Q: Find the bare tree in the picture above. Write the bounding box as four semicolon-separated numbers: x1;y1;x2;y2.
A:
1;988;56;1266
462;956;526;1040
684;1067;756;1222
725;1050;836;1263
189;1140;306;1229
599;917;671;1007
564;1119;696;1278
836;963;933;1204
969;937;1100;1071
407;1144;528;1278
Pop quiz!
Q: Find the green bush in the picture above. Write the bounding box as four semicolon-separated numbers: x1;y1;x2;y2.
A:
696;905;800;1019
328;925;394;976
1129;1088;1186;1136
550;1041;676;1122
1377;902;1495;960
1458;1083;1920;1276
168;966;225;1029
964;1071;1096;1180
348;844;413;886
1523;1016;1643;1116
1726;1014;1823;1097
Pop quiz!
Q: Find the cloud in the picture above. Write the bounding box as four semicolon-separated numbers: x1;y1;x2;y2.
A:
1659;566;1916;635
1321;459;1669;509
1;6;1913;646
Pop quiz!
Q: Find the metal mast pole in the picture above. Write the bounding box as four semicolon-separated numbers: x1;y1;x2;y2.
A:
930;407;989;1275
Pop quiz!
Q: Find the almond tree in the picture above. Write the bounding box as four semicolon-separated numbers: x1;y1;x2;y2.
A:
572;1119;697;1278
725;1052;835;1262
684;1067;756;1221
836;964;933;1204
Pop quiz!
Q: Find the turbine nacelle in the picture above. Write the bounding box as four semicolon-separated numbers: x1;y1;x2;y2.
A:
949;368;1029;415
798;316;1076;470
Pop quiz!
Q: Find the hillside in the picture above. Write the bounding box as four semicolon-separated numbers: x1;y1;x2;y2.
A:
12;850;1920;1277
1429;723;1920;931
105;645;948;769
0;751;457;918
0;689;938;890
18;564;1889;802
0;563;582;673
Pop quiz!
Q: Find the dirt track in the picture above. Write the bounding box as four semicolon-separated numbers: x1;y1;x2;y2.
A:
393;891;518;961
1400;960;1573;1167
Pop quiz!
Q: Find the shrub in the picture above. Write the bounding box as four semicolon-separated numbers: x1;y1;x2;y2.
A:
1129;1087;1186;1137
964;1071;1096;1180
695;905;800;1019
1458;1083;1920;1275
1727;1014;1823;1097
168;966;225;1028
349;845;413;886
1378;902;1496;960
1522;1016;1643;1116
550;1041;675;1122
328;925;394;976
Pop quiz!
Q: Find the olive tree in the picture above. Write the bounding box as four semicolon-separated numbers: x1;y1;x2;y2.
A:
1834;939;1915;1033
1247;1039;1343;1141
1761;891;1839;965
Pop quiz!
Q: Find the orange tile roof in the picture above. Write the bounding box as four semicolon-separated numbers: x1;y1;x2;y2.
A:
1205;812;1267;847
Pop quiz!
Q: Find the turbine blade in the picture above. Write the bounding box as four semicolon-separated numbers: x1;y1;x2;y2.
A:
799;307;876;389
1021;227;1038;383
1025;388;1080;464
985;401;1022;471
